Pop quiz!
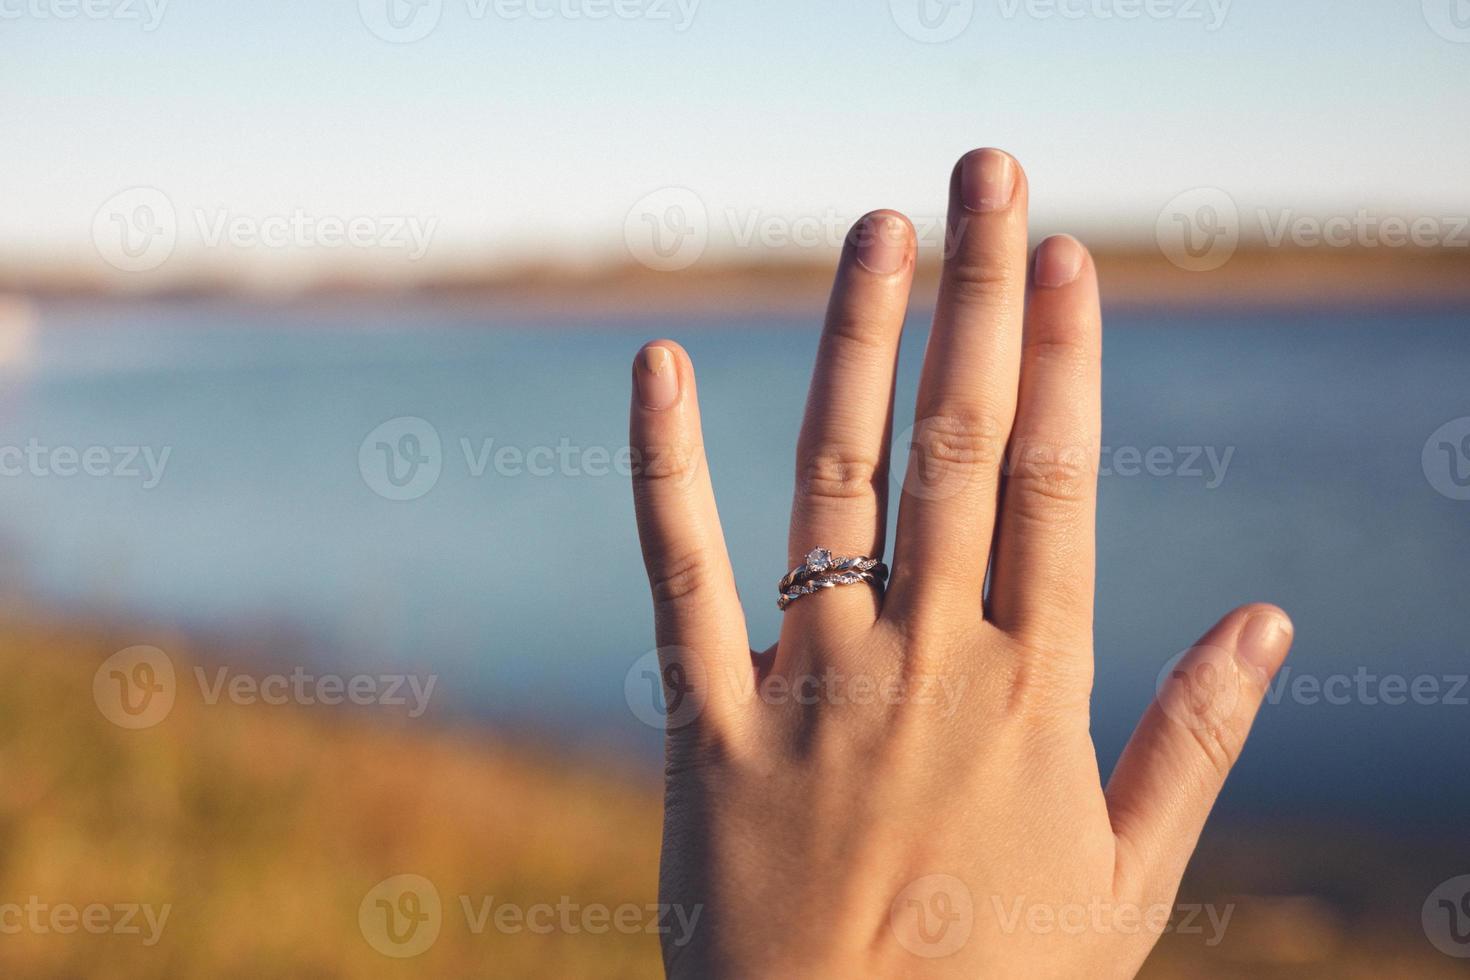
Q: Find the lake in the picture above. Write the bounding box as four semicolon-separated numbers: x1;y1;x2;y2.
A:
2;298;1467;830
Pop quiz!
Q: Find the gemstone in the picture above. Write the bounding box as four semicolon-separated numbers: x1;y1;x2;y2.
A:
805;547;833;571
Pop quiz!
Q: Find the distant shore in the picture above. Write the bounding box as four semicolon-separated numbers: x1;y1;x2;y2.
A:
4;244;1468;316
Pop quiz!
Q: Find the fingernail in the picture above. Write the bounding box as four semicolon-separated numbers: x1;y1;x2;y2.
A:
636;345;680;411
1236;610;1293;678
960;149;1015;213
1033;235;1085;288
854;214;908;275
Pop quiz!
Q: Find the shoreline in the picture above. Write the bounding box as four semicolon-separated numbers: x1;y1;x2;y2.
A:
4;245;1469;318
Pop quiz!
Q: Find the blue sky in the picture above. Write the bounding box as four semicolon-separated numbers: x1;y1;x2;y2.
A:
2;0;1468;275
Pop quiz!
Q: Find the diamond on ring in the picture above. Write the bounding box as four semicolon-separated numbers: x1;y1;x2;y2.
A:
777;548;889;610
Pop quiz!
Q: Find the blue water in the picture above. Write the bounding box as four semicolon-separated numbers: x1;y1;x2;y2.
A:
2;299;1467;828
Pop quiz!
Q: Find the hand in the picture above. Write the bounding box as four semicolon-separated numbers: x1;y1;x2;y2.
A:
628;148;1293;978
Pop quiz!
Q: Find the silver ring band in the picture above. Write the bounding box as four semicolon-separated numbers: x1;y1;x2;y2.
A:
777;547;889;610
779;547;884;592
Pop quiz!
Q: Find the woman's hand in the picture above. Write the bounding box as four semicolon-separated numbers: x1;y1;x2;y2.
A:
628;149;1293;978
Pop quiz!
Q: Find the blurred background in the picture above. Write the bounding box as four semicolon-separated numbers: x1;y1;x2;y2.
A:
2;1;1469;976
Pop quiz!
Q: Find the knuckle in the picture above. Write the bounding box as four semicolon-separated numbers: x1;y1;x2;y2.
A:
1004;442;1095;509
913;412;1007;469
1023;333;1096;368
799;448;881;502
635;442;703;487
647;551;713;609
943;251;1023;305
1186;717;1244;781
824;311;896;355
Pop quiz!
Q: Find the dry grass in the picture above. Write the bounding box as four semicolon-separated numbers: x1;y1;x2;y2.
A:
0;614;663;978
0;611;1459;977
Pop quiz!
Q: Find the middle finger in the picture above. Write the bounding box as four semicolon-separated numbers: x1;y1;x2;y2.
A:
887;148;1030;623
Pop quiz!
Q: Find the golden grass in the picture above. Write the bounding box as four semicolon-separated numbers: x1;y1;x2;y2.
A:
0;615;663;978
0;611;1460;978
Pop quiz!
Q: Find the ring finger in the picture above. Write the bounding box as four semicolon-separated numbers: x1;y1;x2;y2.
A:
779;211;916;662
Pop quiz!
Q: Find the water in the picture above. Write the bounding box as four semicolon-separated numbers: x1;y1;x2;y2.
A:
2;299;1467;828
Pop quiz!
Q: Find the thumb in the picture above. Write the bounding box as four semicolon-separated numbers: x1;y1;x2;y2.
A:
1105;603;1293;894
